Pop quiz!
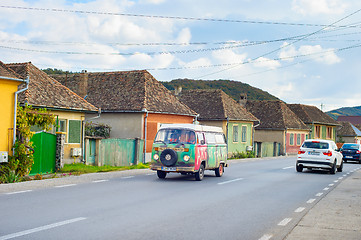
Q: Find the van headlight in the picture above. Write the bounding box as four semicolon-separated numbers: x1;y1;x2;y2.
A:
183;155;190;162
153;154;159;161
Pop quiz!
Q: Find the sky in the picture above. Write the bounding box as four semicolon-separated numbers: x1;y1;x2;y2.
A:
1;0;361;112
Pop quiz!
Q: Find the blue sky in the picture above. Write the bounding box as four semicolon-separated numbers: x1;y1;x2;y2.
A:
1;0;360;111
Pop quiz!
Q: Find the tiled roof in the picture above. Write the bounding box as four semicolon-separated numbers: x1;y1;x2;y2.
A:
337;121;361;136
178;89;258;121
246;100;309;130
52;70;196;116
287;104;339;126
337;116;361;125
0;61;22;79
6;62;98;112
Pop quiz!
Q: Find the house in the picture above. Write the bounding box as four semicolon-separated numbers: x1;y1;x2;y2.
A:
176;89;259;156
6;62;98;164
288;104;340;142
336;121;361;144
245;100;310;156
0;61;26;162
51;70;197;162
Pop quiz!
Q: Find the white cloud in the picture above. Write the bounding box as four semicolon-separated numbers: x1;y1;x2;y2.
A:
176;28;191;44
279;42;341;65
140;0;166;4
292;0;348;15
252;57;281;69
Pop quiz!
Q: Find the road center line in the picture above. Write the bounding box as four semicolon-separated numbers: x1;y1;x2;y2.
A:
0;217;86;240
92;180;108;183
217;178;244;185
282;166;293;170
121;176;134;179
54;184;77;188
278;218;292;226
5;190;32;195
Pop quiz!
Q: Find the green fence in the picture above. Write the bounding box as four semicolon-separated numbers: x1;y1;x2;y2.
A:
98;138;144;166
30;132;56;175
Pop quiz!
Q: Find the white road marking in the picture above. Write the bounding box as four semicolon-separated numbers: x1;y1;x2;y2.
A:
295;207;305;213
92;180;109;183
323;187;329;191
259;234;273;240
0;217;86;240
278;218;292;226
146;173;155;176
5;190;32;195
343;174;347;177
121;176;134;179
338;177;343;180
315;193;323;197
54;184;76;188
334;180;339;183
307;198;316;204
329;183;334;186
282;166;293;170
217;178;244;185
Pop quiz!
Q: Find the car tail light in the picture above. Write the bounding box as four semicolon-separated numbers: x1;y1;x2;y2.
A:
312;141;320;143
357;150;361;154
298;150;305;154
323;151;332;157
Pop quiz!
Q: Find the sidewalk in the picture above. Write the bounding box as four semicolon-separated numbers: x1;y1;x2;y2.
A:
285;169;361;240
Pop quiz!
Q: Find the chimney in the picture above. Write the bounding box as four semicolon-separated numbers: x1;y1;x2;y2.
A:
238;93;247;106
174;85;182;96
78;70;88;98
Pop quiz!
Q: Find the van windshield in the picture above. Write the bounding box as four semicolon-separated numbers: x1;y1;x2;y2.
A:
154;129;196;144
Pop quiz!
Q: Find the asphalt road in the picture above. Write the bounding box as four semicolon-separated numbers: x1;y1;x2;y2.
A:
0;156;359;240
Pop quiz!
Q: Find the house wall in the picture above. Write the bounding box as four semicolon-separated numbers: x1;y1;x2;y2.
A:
286;130;308;155
86;112;144;139
254;129;285;156
0;79;21;153
51;110;85;164
339;136;361;144
146;113;194;153
308;124;336;141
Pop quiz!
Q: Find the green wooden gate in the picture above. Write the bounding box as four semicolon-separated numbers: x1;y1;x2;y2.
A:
30;132;56;175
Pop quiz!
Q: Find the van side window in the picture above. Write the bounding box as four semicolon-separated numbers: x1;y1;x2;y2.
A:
205;132;216;144
197;132;205;144
215;133;226;144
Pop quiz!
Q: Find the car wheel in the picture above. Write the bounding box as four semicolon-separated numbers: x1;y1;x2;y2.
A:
296;165;303;172
330;161;336;174
157;170;167;179
195;164;205;181
215;164;224;177
337;161;343;172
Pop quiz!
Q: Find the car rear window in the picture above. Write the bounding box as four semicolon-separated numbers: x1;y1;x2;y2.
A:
302;141;329;149
342;144;359;150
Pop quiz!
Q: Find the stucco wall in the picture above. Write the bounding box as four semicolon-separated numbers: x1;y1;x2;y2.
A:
0;79;21;153
254;129;285;155
286;130;308;154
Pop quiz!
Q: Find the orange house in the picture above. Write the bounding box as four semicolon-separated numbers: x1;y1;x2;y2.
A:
52;70;197;162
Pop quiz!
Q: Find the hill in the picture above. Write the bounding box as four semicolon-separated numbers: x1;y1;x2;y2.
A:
327;106;361;120
161;79;279;101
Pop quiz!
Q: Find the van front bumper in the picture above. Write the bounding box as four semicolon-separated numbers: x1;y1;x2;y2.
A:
150;164;195;172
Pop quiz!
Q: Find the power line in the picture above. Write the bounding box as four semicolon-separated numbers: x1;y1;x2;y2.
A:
0;5;357;28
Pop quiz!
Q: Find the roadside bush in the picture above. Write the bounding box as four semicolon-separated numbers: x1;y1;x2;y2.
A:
230;151;255;159
0;165;21;183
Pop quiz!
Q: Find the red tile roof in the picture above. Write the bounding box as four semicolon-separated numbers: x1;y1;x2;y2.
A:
6;62;98;112
0;61;22;79
287;104;339;126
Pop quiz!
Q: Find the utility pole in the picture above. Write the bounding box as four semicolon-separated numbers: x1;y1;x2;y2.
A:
320;103;324;111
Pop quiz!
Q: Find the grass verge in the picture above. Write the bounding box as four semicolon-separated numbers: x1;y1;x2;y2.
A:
59;163;150;174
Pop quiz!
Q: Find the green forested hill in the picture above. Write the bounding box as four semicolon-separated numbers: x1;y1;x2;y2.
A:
327;106;361;120
161;79;279;101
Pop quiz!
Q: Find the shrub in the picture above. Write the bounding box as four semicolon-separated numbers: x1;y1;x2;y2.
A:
230;150;255;159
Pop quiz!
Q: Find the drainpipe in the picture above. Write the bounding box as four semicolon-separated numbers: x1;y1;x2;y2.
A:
284;128;287;156
13;76;29;154
82;108;101;163
226;117;229;155
252;120;260;154
142;108;148;164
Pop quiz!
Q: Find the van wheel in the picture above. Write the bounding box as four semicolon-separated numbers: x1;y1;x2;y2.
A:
215;164;224;177
296;165;303;172
157;170;167;179
195;164;205;181
330;161;336;174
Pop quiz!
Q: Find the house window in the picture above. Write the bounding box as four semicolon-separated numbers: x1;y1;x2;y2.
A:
297;134;301;145
290;133;294;145
315;125;321;138
58;119;67;133
233;125;239;142
326;127;333;139
241;126;247;143
68;120;81;143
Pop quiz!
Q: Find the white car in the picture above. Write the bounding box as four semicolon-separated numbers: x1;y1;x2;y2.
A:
296;139;343;174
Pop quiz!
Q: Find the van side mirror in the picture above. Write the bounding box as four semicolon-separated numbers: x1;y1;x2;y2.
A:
200;140;205;145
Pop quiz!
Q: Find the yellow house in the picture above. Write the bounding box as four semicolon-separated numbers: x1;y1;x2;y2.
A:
6;62;98;165
0;61;26;162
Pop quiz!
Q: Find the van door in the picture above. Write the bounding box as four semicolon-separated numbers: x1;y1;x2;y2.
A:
205;132;217;168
